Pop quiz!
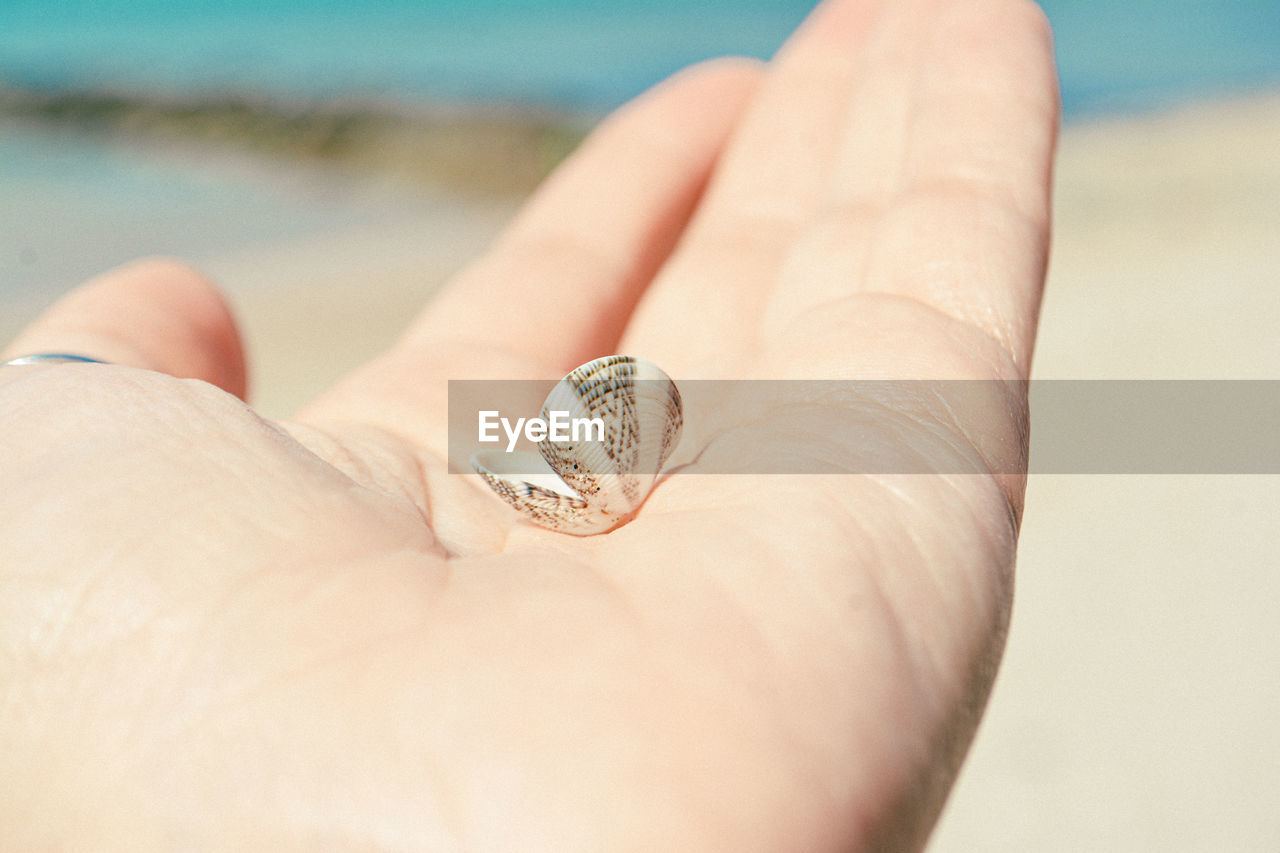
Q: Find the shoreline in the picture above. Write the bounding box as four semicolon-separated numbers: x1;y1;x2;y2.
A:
0;83;592;199
4;87;1279;414
7;80;1279;193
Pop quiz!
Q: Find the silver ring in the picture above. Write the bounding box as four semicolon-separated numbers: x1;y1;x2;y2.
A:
2;354;108;366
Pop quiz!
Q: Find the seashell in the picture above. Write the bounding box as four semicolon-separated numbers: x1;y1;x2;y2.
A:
471;355;682;535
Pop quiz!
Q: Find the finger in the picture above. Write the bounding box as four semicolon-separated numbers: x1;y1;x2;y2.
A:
619;0;889;371
761;0;1059;367
823;0;942;209
2;257;248;398
396;56;763;377
886;0;1059;363
899;0;1058;229
693;0;882;226
296;59;761;452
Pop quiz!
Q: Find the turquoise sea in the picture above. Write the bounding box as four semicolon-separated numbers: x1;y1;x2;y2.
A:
2;0;1279;303
2;0;1279;115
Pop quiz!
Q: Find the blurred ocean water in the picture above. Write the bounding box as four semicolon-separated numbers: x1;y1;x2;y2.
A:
1;0;1277;116
2;0;1278;301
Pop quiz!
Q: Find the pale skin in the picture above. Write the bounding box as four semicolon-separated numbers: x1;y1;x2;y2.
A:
0;0;1058;848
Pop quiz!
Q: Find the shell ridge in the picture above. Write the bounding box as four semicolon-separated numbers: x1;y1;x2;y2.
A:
476;355;682;535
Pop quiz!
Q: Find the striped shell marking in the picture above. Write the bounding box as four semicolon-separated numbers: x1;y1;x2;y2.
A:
471;355;682;535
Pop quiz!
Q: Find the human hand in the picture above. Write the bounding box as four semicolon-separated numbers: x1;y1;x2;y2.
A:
0;0;1058;848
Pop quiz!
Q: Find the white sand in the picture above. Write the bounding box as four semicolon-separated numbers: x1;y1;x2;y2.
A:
199;196;520;416
930;95;1280;850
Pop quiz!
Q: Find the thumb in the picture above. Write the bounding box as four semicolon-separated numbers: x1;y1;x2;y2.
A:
3;257;248;398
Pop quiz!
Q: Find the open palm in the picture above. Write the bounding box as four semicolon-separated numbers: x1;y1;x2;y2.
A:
0;0;1058;848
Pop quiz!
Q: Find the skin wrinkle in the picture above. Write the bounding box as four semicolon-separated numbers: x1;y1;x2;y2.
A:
832;504;941;837
837;390;996;475
774;291;1021;384
36;407;443;778
900;178;1052;248
924;376;1029;477
822;0;915;209
643;5;871;314
761;224;873;340
404;441;447;539
707;60;853;219
414;448;518;557
41;575;192;743
135;557;454;844
851;479;1011;848
280;420;443;538
890;0;936;205
683;206;810;261
895;206;1045;347
871;2;1053;355
825;469;1014;683
867;225;1022;365
427;556;663;848
791;192;1030;354
62;374;355;518
835;480;945;682
643;213;798;364
870;534;1014;852
156;602;415;748
812;0;946;222
907;52;1056;204
736;513;896;804
131;566;291;753
19;543;136;664
905;490;1005;693
9;402;278;665
619;546;824;846
904;104;1056;219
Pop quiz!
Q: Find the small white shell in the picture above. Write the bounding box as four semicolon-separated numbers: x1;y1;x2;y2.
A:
472;355;682;535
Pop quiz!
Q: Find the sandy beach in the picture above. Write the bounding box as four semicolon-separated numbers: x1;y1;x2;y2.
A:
930;93;1280;850
4;90;1278;847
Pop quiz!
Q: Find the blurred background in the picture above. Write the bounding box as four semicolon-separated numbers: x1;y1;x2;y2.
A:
2;0;1278;848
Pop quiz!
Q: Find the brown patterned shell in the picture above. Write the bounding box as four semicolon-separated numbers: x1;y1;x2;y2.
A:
471;355;682;535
